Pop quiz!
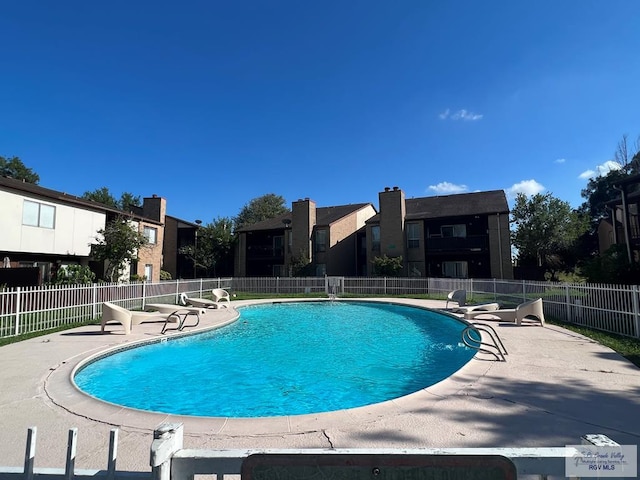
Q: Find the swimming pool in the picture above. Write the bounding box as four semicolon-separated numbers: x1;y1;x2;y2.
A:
74;301;474;417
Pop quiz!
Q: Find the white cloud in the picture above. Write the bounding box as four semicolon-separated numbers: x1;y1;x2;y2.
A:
439;109;483;121
428;182;468;194
507;179;545;198
555;158;566;164
578;160;623;180
578;169;595;180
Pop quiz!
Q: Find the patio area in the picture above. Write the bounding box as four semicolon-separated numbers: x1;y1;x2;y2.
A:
0;298;638;472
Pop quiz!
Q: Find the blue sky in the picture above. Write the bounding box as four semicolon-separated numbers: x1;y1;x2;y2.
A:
2;1;640;224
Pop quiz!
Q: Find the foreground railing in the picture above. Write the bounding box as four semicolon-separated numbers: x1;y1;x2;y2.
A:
1;276;639;339
0;424;630;480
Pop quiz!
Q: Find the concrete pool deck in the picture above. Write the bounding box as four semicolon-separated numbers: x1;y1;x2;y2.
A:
0;297;639;472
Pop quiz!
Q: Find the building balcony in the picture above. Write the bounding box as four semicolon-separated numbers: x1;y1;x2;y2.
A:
246;245;285;260
426;235;488;253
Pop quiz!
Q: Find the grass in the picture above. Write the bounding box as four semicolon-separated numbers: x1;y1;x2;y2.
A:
1;293;639;370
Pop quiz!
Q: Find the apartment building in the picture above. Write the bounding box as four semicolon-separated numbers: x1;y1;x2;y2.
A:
366;187;513;279
235;187;513;279
235;199;377;277
0;176;194;284
598;172;640;263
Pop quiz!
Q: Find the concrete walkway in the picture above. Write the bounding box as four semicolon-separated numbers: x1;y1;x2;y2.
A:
0;298;638;472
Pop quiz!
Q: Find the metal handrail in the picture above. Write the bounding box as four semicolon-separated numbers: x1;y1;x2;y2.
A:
462;323;507;361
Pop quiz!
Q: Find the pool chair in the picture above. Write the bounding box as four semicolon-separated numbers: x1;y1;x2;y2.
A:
451;302;501;314
145;303;207;316
463;298;545;326
101;302;181;335
212;288;231;307
179;292;221;309
445;289;466;308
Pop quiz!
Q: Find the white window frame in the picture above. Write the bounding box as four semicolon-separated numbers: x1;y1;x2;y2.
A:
143;226;157;244
144;264;153;281
23;200;56;229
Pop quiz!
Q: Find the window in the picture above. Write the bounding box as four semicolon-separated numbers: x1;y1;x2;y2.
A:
273;265;284;276
441;224;466;238
315;229;327;253
371;225;380;252
143;226;157;244
23;200;55;228
273;235;284;256
406;222;421;248
144;264;153;280
442;261;468;278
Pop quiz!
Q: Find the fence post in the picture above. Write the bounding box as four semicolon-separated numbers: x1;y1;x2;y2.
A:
175;278;180;304
142;281;147;309
65;428;78;480
384;277;387;295
522;279;526;303
107;428;118;480
14;287;21;336
633;286;640;339
199;278;203;297
23;426;36;480
151;423;184;480
565;284;572;323
493;278;497;302
91;283;97;320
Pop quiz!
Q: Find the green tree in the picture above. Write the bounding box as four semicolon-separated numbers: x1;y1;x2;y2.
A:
180;217;234;277
581;244;640;284
82;187;141;210
234;193;289;230
51;264;96;285
90;216;148;282
511;193;589;280
0;156;40;184
290;249;313;276
371;255;404;277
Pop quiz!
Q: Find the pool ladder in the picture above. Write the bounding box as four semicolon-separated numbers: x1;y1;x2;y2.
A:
461;323;508;362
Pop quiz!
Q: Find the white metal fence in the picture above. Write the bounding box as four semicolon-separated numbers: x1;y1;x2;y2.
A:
0;423;626;480
0;278;232;339
1;276;639;339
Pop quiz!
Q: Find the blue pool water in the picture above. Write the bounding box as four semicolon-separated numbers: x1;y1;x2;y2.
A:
75;301;474;417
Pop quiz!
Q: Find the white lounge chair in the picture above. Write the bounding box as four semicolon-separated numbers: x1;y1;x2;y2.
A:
180;292;221;309
463;298;545;326
101;302;181;335
212;288;231;307
451;302;500;314
145;303;206;316
446;289;466;308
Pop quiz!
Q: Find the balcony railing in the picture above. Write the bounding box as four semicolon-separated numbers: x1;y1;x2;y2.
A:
427;235;488;252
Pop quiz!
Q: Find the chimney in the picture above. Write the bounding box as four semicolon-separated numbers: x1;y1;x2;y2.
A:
291;197;317;262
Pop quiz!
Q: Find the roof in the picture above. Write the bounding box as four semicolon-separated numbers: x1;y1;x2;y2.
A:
0;175;161;224
236;203;375;232
366;190;509;223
